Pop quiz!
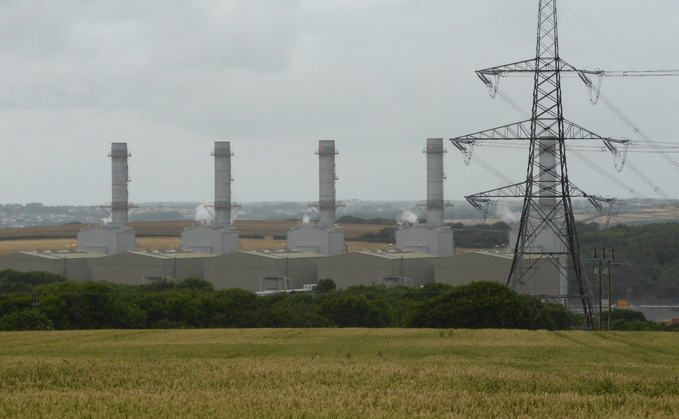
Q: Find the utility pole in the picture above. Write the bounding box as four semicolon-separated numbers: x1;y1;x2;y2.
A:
586;247;623;331
597;249;603;330
605;249;626;331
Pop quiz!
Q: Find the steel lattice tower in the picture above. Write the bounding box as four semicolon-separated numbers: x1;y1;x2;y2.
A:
449;0;625;329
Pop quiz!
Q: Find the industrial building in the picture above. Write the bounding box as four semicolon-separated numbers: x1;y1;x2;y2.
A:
0;139;563;300
203;249;325;292
432;251;512;287
317;249;438;289
181;141;240;255
433;251;560;296
396;138;454;257
87;250;215;285
0;250;105;282
77;143;136;255
288;140;345;256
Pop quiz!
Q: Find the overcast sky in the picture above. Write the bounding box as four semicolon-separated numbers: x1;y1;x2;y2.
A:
1;0;678;207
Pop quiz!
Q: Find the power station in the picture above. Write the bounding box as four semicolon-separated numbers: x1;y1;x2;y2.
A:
3;0;648;328
77;143;136;255
288;140;345;256
396;138;454;257
181;141;240;255
0;135;561;299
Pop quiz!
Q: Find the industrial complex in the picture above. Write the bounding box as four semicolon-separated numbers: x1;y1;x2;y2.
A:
0;138;558;296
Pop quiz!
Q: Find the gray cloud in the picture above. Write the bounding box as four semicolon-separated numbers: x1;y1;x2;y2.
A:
0;0;677;206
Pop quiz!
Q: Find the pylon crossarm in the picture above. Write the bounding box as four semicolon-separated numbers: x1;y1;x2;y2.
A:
561;119;617;141
477;58;578;78
476;59;578;99
451;119;623;143
465;195;521;228
466;182;526;200
465;196;494;221
465;183;526;225
450;139;475;165
450;120;532;141
565;183;591;200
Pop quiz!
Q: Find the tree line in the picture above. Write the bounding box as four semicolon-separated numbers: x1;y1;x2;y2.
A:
1;269;676;332
578;222;679;300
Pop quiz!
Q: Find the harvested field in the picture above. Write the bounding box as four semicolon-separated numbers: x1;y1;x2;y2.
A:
0;223;390;256
0;219;385;241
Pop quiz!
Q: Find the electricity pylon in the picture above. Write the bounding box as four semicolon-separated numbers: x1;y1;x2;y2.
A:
450;0;624;329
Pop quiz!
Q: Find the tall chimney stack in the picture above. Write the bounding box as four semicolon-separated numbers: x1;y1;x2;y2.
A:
110;142;130;228
317;140;338;229
538;138;558;210
212;141;233;229
425;138;445;228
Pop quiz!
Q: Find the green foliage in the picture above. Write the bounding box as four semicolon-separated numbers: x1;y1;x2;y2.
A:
316;295;392;327
3;267;676;331
176;278;215;292
315;278;336;294
0;309;53;331
353;227;396;243
0;269;67;293
579;222;679;299
406;281;535;329
596;309;679;331
576;221;600;234
534;302;574;331
35;280;146;329
449;222;510;249
201;289;260;328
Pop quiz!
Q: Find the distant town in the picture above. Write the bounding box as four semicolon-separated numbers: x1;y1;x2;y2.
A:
0;198;677;229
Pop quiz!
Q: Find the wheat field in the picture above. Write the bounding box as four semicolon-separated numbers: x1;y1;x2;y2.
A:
0;220;390;256
0;237;386;256
0;329;678;418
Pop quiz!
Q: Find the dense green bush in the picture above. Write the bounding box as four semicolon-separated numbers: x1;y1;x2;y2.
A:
1;272;672;331
405;281;535;329
0;309;54;331
0;269;67;293
316;294;392;327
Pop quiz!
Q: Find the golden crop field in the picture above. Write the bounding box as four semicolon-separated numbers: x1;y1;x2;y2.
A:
1;329;678;418
0;220;385;241
0;220;390;255
0;237;387;256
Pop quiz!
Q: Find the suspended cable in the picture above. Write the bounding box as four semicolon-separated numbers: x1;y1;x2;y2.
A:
559;0;679;107
460;72;679;226
567;147;647;199
597;92;679;171
622;159;679;210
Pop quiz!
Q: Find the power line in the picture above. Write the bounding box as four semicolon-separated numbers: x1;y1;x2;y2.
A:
559;0;679;108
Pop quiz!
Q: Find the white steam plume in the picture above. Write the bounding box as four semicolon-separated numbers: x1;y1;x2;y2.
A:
496;205;521;224
194;202;215;225
396;210;419;227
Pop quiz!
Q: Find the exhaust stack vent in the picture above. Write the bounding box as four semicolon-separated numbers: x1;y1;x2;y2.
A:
212;141;238;228
311;140;345;228
110;142;130;228
418;138;452;228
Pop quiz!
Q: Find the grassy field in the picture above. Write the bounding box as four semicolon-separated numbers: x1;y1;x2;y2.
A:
1;329;678;418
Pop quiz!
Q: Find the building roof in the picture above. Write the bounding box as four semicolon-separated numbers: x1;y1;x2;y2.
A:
125;250;216;260
15;250;106;260
239;249;327;260
469;250;514;260
351;249;439;260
